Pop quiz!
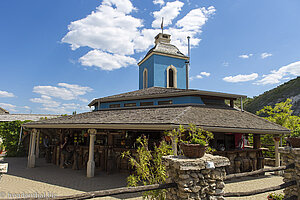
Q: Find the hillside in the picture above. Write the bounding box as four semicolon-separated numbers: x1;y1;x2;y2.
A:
245;77;300;116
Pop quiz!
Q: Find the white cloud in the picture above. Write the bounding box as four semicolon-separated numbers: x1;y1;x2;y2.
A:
255;61;300;85
0;103;17;112
31;83;93;114
62;1;215;70
195;71;210;79
152;1;184;28
200;72;210;77
223;73;258;83
30;95;61;108
222;61;229;67
153;0;164;6
79;50;136;71
33;83;92;100
0;90;15;98
261;52;272;59
239;54;253;59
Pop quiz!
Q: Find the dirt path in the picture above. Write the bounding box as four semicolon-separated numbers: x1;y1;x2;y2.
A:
0;157;284;200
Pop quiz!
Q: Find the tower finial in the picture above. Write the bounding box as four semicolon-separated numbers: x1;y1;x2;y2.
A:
161;17;164;34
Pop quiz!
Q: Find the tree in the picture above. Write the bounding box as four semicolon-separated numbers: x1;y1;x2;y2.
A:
256;99;300;157
122;136;172;200
0;121;29;157
256;99;299;130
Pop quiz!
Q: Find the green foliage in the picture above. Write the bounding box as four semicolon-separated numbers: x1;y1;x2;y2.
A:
256;99;300;158
267;193;284;200
166;124;214;154
184;124;214;146
257;99;300;133
0;121;29;157
122;136;172;200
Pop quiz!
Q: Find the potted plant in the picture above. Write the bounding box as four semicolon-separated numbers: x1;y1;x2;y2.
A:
286;127;300;147
180;124;214;158
267;193;284;200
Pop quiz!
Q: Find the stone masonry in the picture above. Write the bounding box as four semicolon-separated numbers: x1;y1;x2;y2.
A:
163;154;230;200
279;147;300;200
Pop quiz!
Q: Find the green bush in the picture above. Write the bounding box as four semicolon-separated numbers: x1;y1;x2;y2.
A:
122;136;172;200
267;192;284;200
0;121;30;157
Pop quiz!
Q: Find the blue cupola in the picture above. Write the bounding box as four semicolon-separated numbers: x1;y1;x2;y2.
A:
138;33;189;89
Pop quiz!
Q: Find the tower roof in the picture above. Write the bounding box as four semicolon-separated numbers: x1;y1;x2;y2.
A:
138;33;188;66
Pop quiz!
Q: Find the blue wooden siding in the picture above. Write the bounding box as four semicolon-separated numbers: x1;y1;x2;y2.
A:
97;96;204;110
139;54;187;89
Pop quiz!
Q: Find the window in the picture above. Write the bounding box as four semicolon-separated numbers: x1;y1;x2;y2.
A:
158;100;173;105
109;104;120;108
140;102;154;106
124;103;136;107
166;65;177;88
169;68;174;87
143;68;148;89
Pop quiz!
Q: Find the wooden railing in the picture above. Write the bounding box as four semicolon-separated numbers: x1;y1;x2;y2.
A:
224;163;296;199
16;164;297;200
21;183;177;200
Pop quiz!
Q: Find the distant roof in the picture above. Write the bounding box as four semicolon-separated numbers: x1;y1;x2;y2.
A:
0;107;9;114
89;87;247;106
0;114;59;122
138;42;188;65
23;104;289;134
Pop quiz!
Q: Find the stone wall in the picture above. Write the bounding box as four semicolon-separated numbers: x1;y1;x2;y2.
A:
163;154;230;200
279;147;300;199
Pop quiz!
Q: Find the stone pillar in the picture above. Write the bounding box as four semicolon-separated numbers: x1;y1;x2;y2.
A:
35;130;40;158
27;129;37;168
87;129;96;178
279;147;300;199
163;154;230;200
274;137;280;175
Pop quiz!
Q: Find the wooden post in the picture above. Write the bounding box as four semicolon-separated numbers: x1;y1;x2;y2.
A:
253;134;261;149
35;130;40;158
274;136;280;175
87;129;96;178
230;99;234;108
171;136;177;156
27;129;37;168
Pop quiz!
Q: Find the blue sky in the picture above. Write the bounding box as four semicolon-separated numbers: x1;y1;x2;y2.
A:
0;0;299;114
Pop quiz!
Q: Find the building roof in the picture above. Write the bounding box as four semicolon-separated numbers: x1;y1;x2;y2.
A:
0;107;9;114
138;42;189;65
0;114;60;122
88;87;247;106
23;104;289;134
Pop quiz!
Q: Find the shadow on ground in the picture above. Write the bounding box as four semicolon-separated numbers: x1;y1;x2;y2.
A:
2;157;141;199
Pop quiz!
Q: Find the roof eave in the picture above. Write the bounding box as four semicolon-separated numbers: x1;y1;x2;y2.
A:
22;123;290;135
138;51;189;66
90;90;246;105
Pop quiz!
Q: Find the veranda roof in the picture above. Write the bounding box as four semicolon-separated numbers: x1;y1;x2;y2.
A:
89;87;246;106
0;114;59;122
23;104;289;134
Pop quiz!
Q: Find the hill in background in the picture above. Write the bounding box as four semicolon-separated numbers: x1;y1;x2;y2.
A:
244;77;300;116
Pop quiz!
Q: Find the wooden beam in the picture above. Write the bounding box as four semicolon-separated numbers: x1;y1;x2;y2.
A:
225;163;294;180
224;180;296;197
48;183;177;200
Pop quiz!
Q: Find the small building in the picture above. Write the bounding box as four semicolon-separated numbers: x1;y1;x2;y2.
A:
23;33;289;177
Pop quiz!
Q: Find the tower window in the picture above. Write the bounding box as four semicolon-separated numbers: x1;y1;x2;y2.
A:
166;65;177;88
143;68;148;89
169;68;174;87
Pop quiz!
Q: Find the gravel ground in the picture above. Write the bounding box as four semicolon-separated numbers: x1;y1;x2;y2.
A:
0;157;284;200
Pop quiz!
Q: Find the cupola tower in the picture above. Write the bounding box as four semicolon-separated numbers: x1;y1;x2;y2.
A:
138;33;189;89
